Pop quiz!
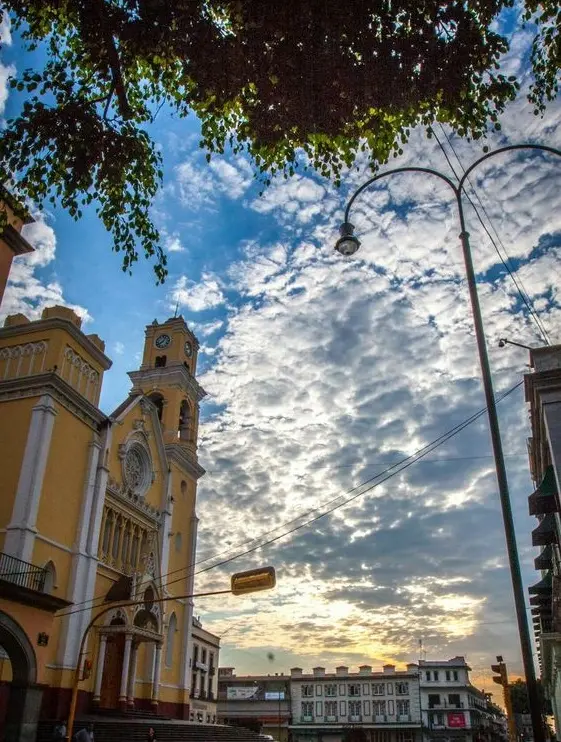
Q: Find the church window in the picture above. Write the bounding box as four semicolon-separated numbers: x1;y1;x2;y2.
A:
102;511;113;555
112;517;122;560
166;612;177;667
121;526;131;569
43;560;57;593
123;441;152;497
178;400;191;441
155;355;167;368
131;529;140;568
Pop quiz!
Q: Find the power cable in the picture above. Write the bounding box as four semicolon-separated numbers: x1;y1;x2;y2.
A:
435;125;551;345
57;380;524;619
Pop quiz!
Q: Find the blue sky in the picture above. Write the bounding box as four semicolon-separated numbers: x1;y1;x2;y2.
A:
2;8;561;693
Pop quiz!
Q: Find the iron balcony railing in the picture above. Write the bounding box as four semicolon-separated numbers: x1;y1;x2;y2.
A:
0;551;46;592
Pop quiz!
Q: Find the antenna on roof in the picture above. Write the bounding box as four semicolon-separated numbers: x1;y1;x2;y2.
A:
173;300;180;318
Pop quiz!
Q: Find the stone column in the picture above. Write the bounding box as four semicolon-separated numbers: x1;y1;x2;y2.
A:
4;395;58;562
118;634;133;711
151;643;162;709
127;642;139;708
93;634;107;703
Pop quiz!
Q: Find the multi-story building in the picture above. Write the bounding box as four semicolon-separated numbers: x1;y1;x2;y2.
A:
218;667;291;742
289;663;421;742
190;616;220;724
0;307;207;740
523;343;561;739
419;658;490;742
217;659;506;742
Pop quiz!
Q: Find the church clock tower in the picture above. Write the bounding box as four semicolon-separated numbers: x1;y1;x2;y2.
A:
129;316;206;459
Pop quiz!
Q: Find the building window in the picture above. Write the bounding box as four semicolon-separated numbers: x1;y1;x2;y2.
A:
349;700;362;717
434;671;439;681
193;645;199;663
302;684;314;697
154;355;167;368
372;683;385;696
395;682;409;696
301;701;313;719
396;700;410;716
431;712;445;727
373;700;387;716
425;671;431;682
325;684;337;697
166;612;176;667
397;733;414;742
348;683;361;696
428;694;441;708
448;693;461;708
201;648;207;664
325;700;337;717
446;671;451;681
453;671;459;681
373;733;390;742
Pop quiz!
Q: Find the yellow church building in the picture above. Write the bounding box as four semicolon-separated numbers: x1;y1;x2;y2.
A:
0;305;212;741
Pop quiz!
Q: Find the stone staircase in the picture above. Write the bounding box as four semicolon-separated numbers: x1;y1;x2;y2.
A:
37;719;267;742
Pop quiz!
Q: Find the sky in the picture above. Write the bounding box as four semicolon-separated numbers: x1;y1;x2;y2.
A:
1;6;561;697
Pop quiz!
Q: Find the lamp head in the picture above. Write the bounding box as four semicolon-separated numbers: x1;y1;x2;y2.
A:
335;222;361;257
498;338;506;348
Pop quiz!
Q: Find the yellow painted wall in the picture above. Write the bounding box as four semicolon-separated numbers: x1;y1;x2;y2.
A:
0;396;36;533
34;404;95;597
0;598;54;684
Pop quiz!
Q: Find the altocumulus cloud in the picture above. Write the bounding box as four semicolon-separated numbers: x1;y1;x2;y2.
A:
186;25;561;686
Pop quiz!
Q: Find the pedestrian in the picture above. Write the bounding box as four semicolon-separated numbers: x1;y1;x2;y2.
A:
147;727;157;742
52;720;67;742
74;722;94;742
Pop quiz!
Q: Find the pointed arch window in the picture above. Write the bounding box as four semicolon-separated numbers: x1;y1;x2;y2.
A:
112;516;122;561
102;511;114;555
178;399;191;441
43;560;57;593
166;612;177;667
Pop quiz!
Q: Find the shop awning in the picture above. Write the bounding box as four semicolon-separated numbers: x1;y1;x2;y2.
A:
529;466;559;516
532;513;557;547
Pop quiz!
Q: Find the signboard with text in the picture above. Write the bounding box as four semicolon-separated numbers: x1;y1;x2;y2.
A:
227;687;258;700
447;712;466;728
265;692;285;700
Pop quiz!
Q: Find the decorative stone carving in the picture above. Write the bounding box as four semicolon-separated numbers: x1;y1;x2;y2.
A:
122;441;152;498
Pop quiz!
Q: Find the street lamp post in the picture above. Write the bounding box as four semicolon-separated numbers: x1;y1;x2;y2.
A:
336;143;561;742
66;566;276;741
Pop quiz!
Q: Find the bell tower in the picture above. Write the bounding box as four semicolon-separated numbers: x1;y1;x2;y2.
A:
128;317;206;452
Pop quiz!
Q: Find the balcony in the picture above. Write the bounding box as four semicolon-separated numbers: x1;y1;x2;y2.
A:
0;551;70;612
324;716;338;723
301;716;313;723
375;715;387;723
349;715;362;723
398;715;412;722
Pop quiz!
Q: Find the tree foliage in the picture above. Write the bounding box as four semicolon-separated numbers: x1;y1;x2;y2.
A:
0;0;543;280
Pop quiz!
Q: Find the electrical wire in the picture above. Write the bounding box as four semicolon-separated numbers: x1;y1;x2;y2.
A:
57;380;524;619
435;125;551;346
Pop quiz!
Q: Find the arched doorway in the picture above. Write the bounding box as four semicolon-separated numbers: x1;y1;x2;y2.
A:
99;617;125;710
0;609;40;742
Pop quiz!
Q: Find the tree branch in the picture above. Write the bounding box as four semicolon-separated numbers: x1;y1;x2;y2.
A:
94;0;133;120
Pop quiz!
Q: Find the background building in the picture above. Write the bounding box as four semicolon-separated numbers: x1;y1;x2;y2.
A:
0;189;34;307
0;307;207;741
218;667;291;741
217;660;508;742
523;344;561;739
190;616;220;724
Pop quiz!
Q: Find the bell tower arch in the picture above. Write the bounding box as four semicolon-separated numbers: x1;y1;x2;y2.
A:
128;317;206;452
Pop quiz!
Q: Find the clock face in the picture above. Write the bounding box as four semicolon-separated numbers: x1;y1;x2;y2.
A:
184;341;193;358
155;333;171;349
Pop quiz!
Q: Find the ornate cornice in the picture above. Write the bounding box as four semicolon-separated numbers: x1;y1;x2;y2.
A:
0;372;107;430
105;479;161;525
0;317;112;370
165;443;206;480
128;365;206;403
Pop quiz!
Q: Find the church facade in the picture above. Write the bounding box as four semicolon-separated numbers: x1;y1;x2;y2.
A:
0;305;210;740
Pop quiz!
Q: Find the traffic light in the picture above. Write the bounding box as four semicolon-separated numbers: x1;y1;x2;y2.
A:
492;657;508;687
491;657;515;742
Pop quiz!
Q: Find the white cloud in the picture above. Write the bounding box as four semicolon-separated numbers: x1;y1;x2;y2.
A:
209;158;253;198
113;341;125;355
169;273;225;312
0;12;12;45
175;155;254;209
161;228;185;253
1;215;92;323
